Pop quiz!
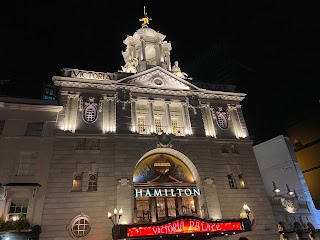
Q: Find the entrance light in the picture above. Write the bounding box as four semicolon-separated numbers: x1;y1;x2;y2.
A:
108;208;123;225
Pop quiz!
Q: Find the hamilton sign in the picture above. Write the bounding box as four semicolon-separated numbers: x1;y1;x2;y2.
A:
134;188;201;197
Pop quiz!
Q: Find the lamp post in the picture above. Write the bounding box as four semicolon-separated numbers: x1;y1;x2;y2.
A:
108;208;123;225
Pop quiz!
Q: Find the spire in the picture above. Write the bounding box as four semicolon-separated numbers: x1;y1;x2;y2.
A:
139;6;152;27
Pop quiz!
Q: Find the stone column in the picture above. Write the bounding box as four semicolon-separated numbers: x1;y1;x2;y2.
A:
201;178;222;220
148;100;155;133
116;179;133;224
64;93;79;133
159;43;164;65
102;96;116;133
165;101;172;134
131;99;137;133
228;104;244;139
181;102;192;135
202;103;216;137
139;40;146;71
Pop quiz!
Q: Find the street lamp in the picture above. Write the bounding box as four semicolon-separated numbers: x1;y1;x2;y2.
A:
108;208;123;225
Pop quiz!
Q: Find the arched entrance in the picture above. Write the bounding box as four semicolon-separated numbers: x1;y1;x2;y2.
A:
133;149;201;223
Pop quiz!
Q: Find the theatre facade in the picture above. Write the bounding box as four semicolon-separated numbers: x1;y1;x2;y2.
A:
0;12;281;240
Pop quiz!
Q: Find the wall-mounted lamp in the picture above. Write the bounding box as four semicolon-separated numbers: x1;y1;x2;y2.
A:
108;208;123;225
272;181;280;195
286;184;295;196
243;204;251;220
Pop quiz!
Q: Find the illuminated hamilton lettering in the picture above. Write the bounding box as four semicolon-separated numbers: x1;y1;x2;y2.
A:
134;188;201;197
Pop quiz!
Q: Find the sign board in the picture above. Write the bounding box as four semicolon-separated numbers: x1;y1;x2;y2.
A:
61;68;113;81
127;218;243;237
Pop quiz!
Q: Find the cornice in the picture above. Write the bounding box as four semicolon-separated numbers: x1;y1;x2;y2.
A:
53;79;246;102
0;102;63;112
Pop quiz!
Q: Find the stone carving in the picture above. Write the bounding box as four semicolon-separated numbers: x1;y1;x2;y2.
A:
121;55;138;73
157;132;172;148
171;61;188;79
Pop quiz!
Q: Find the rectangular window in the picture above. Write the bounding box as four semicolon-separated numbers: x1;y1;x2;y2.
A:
72;173;82;191
227;174;237;189
155;118;162;134
171;119;179;135
90;139;100;150
135;197;150;221
137;117;145;133
238;174;248;188
0;120;5;135
76;139;86;150
88;173;97;191
221;144;229;153
25;122;44;136
17;152;37;176
8;199;29;221
230;144;239;154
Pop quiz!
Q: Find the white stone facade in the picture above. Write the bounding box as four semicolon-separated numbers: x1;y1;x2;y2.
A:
0;22;280;240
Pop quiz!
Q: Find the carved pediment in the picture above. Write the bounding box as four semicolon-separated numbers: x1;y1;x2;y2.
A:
118;67;200;91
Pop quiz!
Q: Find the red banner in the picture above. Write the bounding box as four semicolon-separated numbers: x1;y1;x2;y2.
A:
127;218;243;237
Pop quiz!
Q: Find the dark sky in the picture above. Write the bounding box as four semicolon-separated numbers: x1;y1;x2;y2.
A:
1;1;319;145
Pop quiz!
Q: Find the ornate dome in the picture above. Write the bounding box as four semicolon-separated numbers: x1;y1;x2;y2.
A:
132;27;166;41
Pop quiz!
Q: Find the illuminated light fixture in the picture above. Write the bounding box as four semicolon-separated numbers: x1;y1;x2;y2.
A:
286;184;294;196
108;208;123;225
243;204;251;220
272;181;280;194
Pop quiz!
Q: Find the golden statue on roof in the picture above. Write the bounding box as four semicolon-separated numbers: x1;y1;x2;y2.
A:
139;6;152;27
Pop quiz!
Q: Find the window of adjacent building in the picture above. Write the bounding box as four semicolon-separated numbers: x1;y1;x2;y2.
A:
90;139;100;150
69;214;91;238
238;174;247;188
88;173;97;191
17;152;37;176
227;174;237;189
24;122;44;136
0;120;5;135
155;118;162;134
76;139;86;150
7;199;29;221
72;174;82;191
137;117;146;133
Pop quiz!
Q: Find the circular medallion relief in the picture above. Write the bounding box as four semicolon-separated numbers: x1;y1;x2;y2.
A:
153;78;164;87
83;104;98;124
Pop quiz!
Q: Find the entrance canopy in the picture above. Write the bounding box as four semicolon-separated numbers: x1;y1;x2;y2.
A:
112;215;251;240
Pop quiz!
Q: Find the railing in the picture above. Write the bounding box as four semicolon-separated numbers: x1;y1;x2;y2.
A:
269;196;310;211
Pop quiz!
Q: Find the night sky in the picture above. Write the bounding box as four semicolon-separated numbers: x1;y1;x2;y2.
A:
1;1;319;145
